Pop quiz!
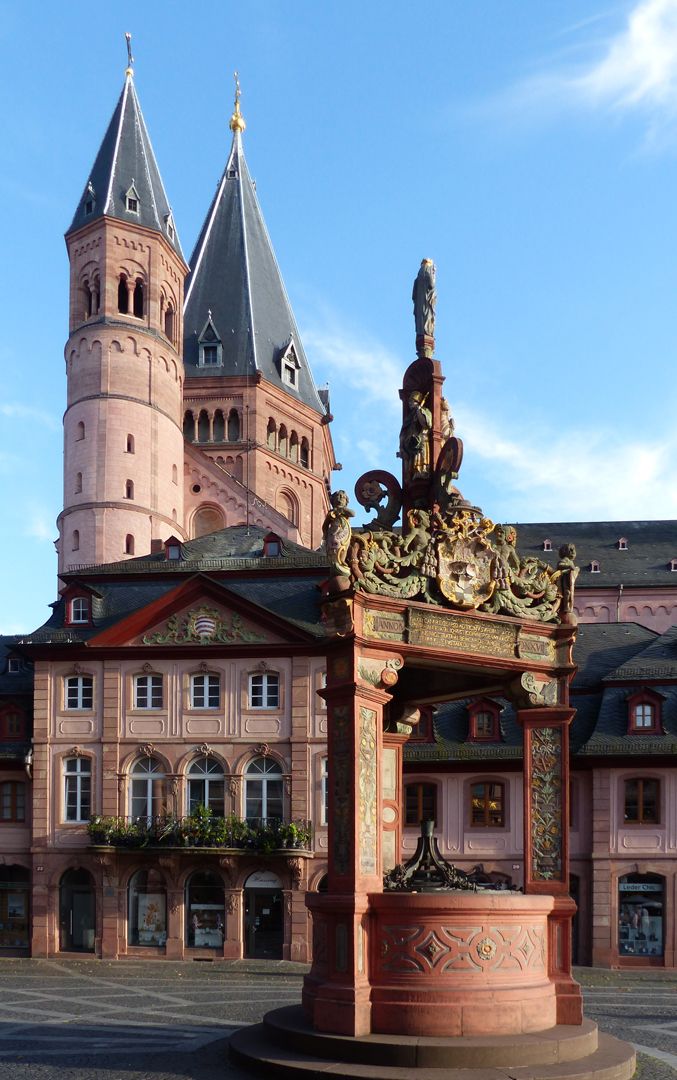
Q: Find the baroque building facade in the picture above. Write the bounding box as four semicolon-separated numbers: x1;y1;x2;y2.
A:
1;61;676;970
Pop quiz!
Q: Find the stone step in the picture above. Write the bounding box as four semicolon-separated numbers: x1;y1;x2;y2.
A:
263;1008;599;1069
229;1016;636;1080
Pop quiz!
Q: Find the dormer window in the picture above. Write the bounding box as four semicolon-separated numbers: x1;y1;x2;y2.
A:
279;340;301;388
590;560;600;573
125;183;140;214
7;658;20;674
671;559;677;572
467;698;501;742
542;539;552;551
84;181;95;216
627;691;663;735
263;533;282;557
618;538;628;550
85;199;94;215
70;598;90;624
198;314;223;367
164;536;182;561
165;212;175;241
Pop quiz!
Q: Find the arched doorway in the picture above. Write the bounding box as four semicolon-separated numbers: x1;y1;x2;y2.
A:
59;868;95;952
243;870;283;959
0;865;29;952
185;871;225;949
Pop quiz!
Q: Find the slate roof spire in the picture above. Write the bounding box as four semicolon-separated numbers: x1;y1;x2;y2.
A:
67;37;183;258
183;77;325;413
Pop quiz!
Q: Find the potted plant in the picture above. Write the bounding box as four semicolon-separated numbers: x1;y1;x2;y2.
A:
87;815;114;845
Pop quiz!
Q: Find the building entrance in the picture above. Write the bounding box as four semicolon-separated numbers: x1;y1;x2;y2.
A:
244;871;283;959
0;865;30;952
59;868;95;952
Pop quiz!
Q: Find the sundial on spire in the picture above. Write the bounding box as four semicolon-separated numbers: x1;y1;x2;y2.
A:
124;32;134;77
229;71;246;134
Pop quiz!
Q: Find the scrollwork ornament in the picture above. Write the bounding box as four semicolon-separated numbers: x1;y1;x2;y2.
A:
354;470;402;530
139;743;155;758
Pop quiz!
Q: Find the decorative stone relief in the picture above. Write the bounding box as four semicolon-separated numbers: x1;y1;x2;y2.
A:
379;922;546;976
331;705;351;876
530;727;563;881
358;707;377;876
142;606;266;645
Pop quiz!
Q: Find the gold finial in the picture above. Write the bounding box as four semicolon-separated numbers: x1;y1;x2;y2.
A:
125;32;134;77
229;71;246;134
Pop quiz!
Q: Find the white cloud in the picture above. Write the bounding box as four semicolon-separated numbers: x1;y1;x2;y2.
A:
458;402;677;520
0;402;60;431
496;0;677;142
25;512;56;543
303;318;403;409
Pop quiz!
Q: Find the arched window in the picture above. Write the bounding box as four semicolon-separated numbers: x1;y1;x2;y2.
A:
72;530;80;552
126;434;135;454
289;432;299;462
164;304;174;341
277;490;298;526
69;597;89;623
128;869;166;947
64;756;91;822
172;464;178;484
133;278;144;318
278;425;288;457
213;409;225;442
185;871;225;948
192;506;225;539
188;757;225;816
74;472;82;494
300;438;310;468
267;418;276;450
183;411;196;441
129;756;165;821
227;409;240;441
198;410;210;443
469;781;505;827
0;781;26;822
125;479;134;500
124;534;135;555
245;757;283;824
76;421;85;441
83;280;93;319
92;277;100;315
118;274;129;314
405;782;437;826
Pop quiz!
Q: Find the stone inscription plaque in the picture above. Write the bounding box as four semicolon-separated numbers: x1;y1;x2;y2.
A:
408;608;517;659
363;609;406;642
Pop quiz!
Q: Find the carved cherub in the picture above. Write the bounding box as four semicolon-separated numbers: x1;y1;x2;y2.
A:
323;490;354;577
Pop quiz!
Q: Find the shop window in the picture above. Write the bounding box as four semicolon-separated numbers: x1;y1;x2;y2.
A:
320;756;328;825
405;781;437;826
133;674;163;710
65;675;93;710
469;781;505;827
186;871;225;948
64;756;92;822
69;597;90;624
249;672;279;709
624;778;660;824
190;673;220;709
618;873;664;958
0;866;29;950
0;782;26;822
129;756;165;821
628;692;662;734
188;756;225;816
245;757;283;824
128;869;167;947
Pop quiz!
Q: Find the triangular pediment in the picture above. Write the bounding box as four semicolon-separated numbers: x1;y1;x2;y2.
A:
88;575;312;648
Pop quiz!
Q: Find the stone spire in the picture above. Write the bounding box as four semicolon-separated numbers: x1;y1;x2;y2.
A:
67;39;183;258
183;76;325;413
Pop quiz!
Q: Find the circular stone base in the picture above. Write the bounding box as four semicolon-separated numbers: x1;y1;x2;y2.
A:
229;1006;637;1080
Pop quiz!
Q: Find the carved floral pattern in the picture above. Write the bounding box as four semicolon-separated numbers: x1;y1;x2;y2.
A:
379;922;545;975
331;705;351;877
530;727;563;882
142;606;265;645
358;707;377;876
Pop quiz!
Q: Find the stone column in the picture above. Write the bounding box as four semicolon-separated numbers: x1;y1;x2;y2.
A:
224;890;242;959
165;888;184;959
517;706;582;1025
304;642;393;1036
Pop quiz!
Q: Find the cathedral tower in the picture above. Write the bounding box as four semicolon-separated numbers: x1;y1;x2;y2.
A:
58;58;188;572
182;82;335;548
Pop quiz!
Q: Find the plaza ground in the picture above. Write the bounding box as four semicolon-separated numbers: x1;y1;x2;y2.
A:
0;959;674;1079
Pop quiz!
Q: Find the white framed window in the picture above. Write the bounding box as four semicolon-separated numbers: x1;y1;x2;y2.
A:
65;675;93;710
249;672;279;709
244;757;283;824
130;756;165;820
64;757;92;822
7;658;20;674
188;756;225;815
320;756;328;826
70;598;89;624
190;673;220;709
632;703;655;729
134;674;163;710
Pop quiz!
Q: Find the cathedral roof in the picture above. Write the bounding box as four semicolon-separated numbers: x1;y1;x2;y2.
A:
67;72;184;259
183;120;325;413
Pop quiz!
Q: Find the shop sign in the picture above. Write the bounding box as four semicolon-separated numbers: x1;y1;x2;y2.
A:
619;883;662;892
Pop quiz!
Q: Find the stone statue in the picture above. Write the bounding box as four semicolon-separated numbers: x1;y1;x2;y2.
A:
555;543;579;617
398;391;432;480
322;490;354;577
413;259;436;340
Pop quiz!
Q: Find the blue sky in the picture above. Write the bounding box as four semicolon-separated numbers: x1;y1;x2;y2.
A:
2;0;677;632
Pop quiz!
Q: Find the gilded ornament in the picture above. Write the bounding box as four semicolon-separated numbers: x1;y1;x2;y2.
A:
476;936;497;961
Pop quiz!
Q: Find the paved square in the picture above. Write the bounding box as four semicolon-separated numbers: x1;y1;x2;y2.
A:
0;960;675;1078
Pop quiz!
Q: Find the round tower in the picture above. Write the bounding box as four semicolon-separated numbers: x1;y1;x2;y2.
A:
58;65;188;572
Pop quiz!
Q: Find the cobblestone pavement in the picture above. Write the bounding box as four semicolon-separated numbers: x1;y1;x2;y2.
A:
0;959;674;1078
